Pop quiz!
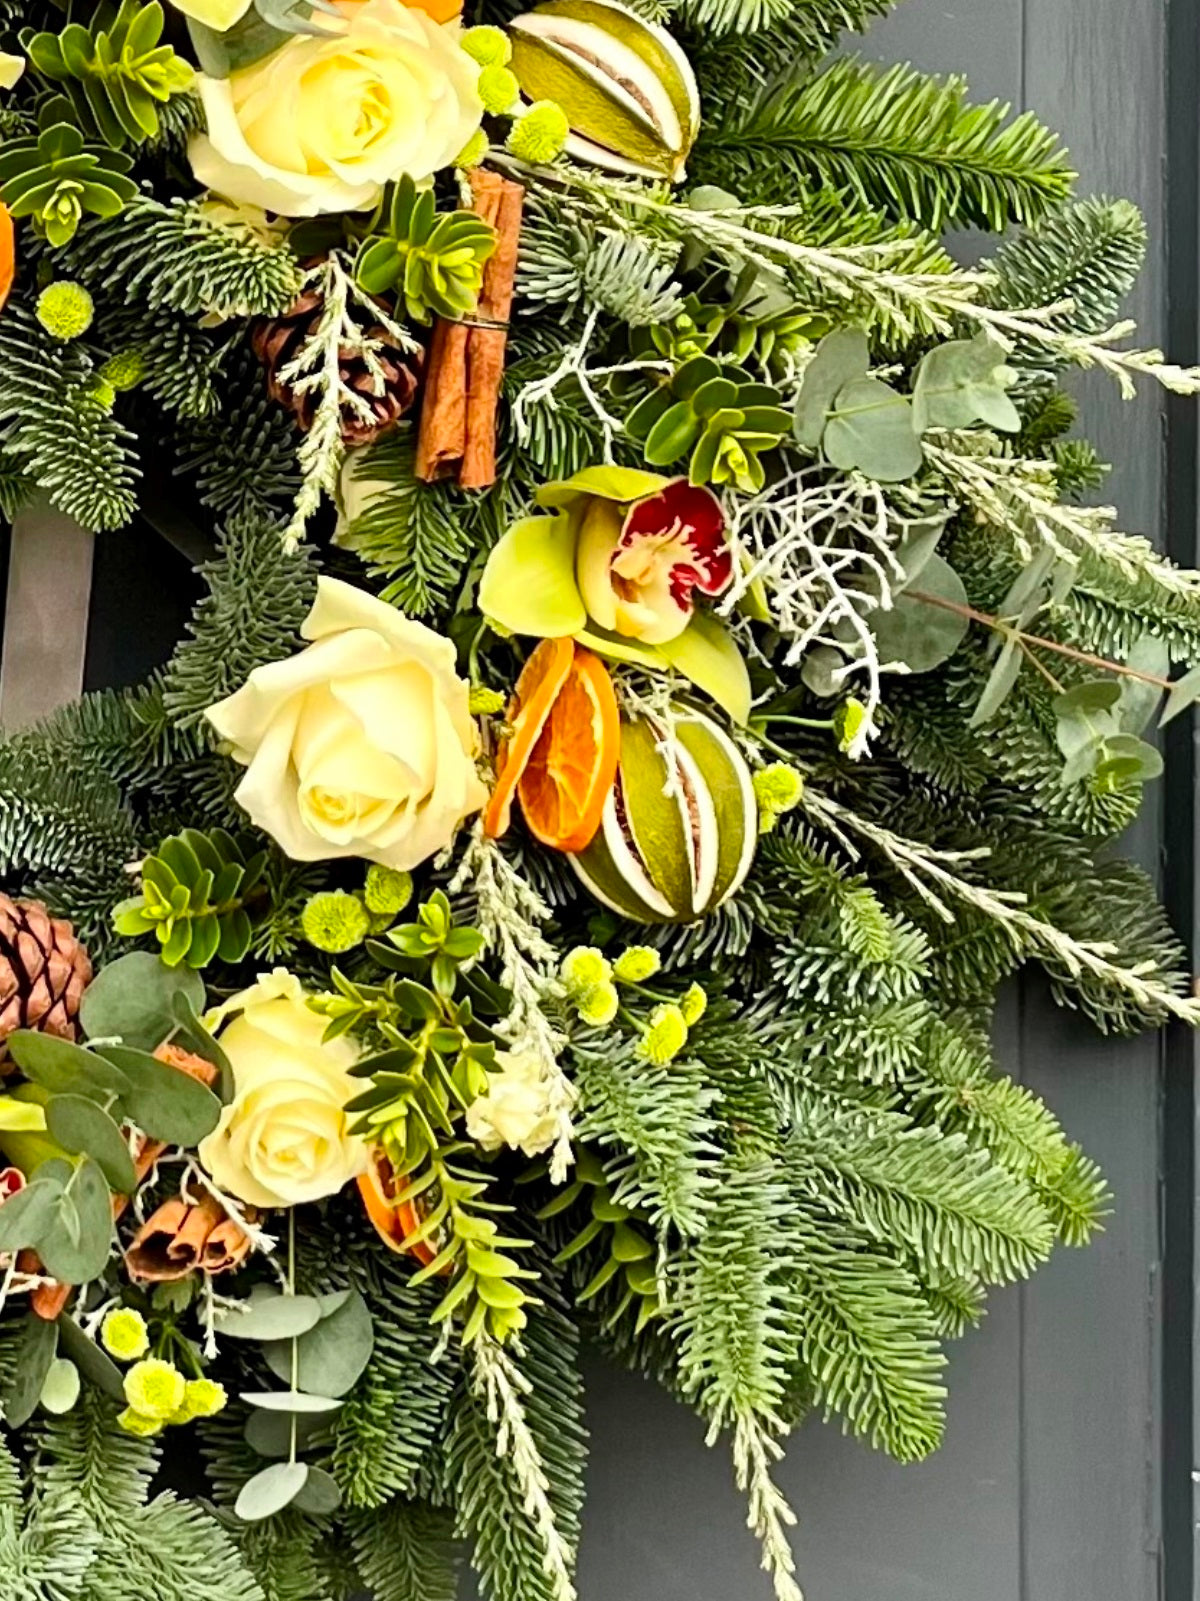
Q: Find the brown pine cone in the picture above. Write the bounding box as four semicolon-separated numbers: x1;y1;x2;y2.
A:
250;286;422;447
0;894;92;1051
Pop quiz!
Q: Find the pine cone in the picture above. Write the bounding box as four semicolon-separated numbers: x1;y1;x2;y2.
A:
0;894;92;1051
250;286;422;447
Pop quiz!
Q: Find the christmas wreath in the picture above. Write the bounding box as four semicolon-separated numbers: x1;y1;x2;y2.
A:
0;1;1195;1598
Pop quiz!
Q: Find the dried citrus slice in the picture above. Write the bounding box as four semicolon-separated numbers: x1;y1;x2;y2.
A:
358;1154;443;1270
0;205;14;317
483;636;576;840
517;647;621;852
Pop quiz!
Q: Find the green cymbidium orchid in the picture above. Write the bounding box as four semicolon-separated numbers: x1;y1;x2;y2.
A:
478;466;752;724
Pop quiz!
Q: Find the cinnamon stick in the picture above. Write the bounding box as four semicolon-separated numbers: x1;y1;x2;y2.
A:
415;169;524;489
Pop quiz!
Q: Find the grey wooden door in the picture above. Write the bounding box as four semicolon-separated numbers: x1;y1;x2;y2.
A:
572;1;1180;1598
65;0;1186;1596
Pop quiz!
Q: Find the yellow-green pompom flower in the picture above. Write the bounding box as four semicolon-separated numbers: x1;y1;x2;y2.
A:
170;1377;228;1424
36;281;94;341
478;64;519;115
123;1358;186;1421
834;697;869;756
363;865;413;917
561;946;612;996
101;1308;149;1363
100;349;146;392
506;101;569;164
753;762;805;833
454;128;489;170
638;1003;688;1065
576;981;619;1027
468;684;507;715
117;1405;164;1438
612;946;661;984
462;25;511;68
302;890;370;953
680;983;708;1026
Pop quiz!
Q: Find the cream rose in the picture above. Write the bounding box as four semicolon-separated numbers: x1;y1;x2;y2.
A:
465;1050;559;1159
207;576;487;869
198;970;366;1208
188;0;484;216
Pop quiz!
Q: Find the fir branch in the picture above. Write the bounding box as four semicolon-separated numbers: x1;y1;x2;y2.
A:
60;196;302;320
336;428;476;617
694;58;1074;230
0;304;138;530
348;1503;459;1601
162;513;317;728
573;1037;720;1236
985;196;1147;369
803;787;1200;1026
452;1332;581;1601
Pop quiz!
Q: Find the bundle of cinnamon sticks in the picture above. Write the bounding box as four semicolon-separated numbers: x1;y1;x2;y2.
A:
415;168;525;490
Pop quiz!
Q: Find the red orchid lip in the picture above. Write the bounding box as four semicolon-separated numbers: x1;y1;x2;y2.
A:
621;480;731;610
0;1167;25;1202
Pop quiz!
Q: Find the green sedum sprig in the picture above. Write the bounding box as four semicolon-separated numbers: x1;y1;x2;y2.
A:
112;828;267;968
23;0;195;150
0;122;136;245
355;176;498;325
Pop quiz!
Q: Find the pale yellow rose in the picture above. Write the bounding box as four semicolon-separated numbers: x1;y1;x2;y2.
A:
206;576;487;868
0;51;25;90
198;969;366;1208
188;0;484;216
170;0;253;29
465;1050;559;1159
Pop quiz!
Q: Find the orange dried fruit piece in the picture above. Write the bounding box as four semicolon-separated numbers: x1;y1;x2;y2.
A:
517;646;620;853
483;636;576;840
0;204;13;316
358;1150;444;1270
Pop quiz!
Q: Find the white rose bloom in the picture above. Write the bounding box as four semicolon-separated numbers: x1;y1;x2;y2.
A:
198;969;367;1208
188;0;484;216
206;576;488;870
466;1051;559;1159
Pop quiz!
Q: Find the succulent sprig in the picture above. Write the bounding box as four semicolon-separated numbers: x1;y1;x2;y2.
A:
23;0;195;149
112;828;267;968
355;175;498;325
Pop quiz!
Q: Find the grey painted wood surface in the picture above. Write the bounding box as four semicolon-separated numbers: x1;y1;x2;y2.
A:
568;2;1169;1598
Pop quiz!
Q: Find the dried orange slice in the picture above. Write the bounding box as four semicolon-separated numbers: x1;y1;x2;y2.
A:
0;205;14;317
483;636;576;839
358;1155;443;1270
517;647;621;852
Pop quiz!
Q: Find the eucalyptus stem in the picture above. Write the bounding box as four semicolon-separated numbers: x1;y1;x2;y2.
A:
907;588;1174;689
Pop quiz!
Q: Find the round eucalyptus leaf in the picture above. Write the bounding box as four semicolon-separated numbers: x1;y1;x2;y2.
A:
215;1291;324;1343
241;1391;343;1413
7;1033;131;1101
794;328;869;448
292;1465;342;1516
37;1157;114;1285
95;1045;222;1146
46;1095;138;1194
261;1289;373;1397
0;1174;65;1254
799;646;845;698
3;1312;58;1429
79;953;205;1053
824;378;924;482
234;1461;309;1523
870;554;970;672
244;1407;325;1459
39;1357;80;1416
